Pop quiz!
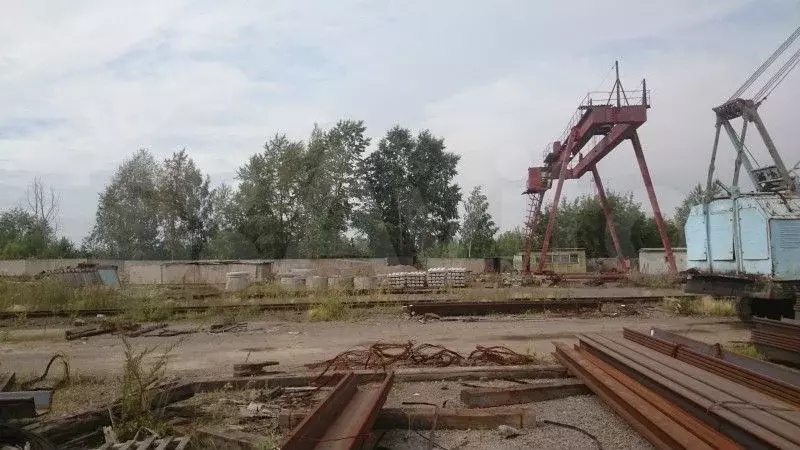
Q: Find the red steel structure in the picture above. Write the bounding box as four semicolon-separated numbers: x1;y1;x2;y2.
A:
522;62;676;274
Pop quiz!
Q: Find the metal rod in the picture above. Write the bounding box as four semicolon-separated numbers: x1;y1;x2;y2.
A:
732;119;750;189
748;105;794;192
615;60;621;107
721;121;760;191
591;165;626;267
705;123;722;202
630;132;677;273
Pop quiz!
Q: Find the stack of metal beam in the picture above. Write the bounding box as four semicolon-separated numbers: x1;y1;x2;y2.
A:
752;317;800;366
554;329;800;449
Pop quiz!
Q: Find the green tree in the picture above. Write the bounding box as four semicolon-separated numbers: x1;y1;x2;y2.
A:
460;185;498;257
672;182;724;245
203;184;260;259
158;149;213;259
494;228;525;257
297;121;370;257
357;126;461;263
235;134;307;257
87;149;162;259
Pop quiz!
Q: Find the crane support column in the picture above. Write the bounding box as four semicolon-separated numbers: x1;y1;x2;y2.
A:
536;144;571;273
591;165;626;267
631;132;677;274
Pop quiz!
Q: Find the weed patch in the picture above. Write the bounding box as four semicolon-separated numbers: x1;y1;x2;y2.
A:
115;336;181;441
307;294;350;321
663;296;735;317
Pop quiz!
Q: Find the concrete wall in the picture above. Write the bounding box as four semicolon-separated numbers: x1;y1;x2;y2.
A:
271;258;387;276
638;248;688;275
424;258;486;273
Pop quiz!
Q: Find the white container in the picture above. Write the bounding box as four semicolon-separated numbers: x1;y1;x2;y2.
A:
225;272;251;292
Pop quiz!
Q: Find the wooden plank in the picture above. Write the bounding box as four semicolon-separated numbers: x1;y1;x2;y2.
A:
460;379;590;407
281;405;536;431
173;436;190;450
135;436;156;450
153;438;172;450
193;365;568;392
233;360;280;377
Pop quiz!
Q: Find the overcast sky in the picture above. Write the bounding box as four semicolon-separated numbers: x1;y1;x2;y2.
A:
1;1;799;242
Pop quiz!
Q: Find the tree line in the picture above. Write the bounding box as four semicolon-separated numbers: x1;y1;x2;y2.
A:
0;119;717;261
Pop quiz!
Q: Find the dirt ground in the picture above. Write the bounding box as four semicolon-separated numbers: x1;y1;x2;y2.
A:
2;308;745;379
0;296;753;450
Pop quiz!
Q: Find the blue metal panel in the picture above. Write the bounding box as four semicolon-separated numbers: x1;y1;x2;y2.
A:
738;206;769;260
709;200;734;261
771;219;800;280
685;206;707;261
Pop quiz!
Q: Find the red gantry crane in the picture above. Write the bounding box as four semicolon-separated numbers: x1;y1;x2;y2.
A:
522;62;677;275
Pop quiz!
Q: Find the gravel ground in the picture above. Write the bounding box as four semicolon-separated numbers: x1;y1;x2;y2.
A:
378;394;653;450
386;379;568;408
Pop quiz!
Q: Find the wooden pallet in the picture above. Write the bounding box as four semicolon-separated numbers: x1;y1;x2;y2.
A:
95;436;189;450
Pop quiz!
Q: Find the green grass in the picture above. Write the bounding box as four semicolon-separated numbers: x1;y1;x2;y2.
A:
663;296;735;317
725;342;765;360
307;293;350;321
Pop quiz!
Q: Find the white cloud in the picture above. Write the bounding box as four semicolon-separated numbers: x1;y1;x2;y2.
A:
0;0;799;241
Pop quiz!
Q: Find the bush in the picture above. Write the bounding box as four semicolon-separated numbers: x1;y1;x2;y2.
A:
307;293;349;321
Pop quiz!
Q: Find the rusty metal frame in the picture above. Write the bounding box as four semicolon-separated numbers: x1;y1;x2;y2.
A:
525;62;676;274
282;371;395;450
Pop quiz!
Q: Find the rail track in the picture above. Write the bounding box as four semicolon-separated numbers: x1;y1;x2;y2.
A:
0;294;696;320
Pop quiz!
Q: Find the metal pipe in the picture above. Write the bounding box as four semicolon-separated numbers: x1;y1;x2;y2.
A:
630;132;677;273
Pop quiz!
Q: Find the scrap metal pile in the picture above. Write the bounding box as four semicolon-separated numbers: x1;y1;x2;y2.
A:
554;328;800;449
307;342;539;375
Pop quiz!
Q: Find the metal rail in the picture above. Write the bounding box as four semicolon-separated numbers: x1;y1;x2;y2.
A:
623;328;800;408
577;333;800;449
553;342;739;449
0;295;696;320
281;371;394;450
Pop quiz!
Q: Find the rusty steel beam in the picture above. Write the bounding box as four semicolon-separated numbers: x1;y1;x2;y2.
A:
281;371;394;450
630;132;677;273
569;123;637;178
536;142;572;273
649;328;800;388
591;165;626;266
553;342;719;449
578;333;800;449
404;295;684;316
623;328;800;408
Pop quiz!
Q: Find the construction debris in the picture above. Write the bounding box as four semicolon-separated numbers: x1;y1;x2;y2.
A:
460;379;590;408
210;322;248;333
497;424;521;439
306;342;540;378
